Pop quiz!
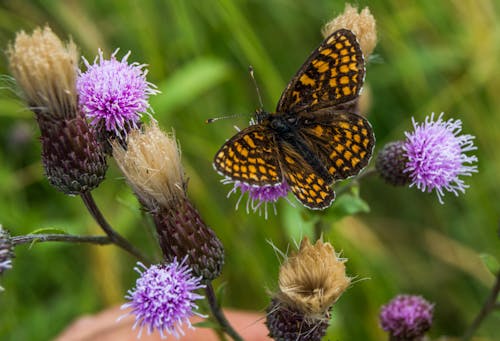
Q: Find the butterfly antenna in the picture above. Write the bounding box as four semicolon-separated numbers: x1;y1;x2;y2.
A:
249;65;264;110
205;113;246;124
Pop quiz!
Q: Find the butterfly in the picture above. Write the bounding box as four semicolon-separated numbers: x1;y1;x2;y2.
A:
213;29;375;209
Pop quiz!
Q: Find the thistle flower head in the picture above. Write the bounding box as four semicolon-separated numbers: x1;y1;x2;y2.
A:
0;226;13;275
225;180;290;218
7;26;107;195
379;294;434;341
114;124;224;281
113;123;185;210
121;259;205;339
7;26;78;120
277;237;351;319
266;237;351;340
403;113;478;203
323;3;377;58
77;50;159;138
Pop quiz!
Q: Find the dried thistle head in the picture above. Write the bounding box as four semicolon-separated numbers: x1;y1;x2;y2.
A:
113;123;185;210
277;237;351;320
113;123;224;281
7;26;79;120
323;4;377;58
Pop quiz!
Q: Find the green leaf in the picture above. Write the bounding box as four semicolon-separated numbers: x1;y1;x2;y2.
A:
480;253;500;275
323;192;370;222
150;57;231;114
281;201;318;241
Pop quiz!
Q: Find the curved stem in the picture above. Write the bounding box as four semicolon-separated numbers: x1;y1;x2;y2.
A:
80;191;149;264
336;167;377;197
205;282;243;341
462;270;500;340
12;234;111;246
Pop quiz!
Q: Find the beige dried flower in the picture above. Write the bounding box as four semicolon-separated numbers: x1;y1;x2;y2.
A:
277;237;350;319
113;123;185;210
7;26;79;120
113;123;224;280
266;237;351;340
323;4;377;58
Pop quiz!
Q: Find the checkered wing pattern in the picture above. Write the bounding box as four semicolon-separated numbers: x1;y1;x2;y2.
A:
279;142;335;209
298;110;375;180
276;29;364;114
213;125;282;185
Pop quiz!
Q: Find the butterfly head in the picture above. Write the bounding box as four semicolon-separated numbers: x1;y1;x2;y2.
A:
254;108;270;125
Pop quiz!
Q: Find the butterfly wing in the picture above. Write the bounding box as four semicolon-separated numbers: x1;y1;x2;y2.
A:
278;141;335;209
213;125;283;185
276;29;365;114
298;109;375;181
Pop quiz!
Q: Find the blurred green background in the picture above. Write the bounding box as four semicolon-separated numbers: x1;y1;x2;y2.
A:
0;1;499;340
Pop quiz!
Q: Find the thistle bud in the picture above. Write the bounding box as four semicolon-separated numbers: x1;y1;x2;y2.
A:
113;124;224;281
376;141;411;186
7;26;107;195
266;237;351;340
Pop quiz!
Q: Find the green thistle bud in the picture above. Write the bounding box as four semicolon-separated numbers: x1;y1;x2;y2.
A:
38;113;107;195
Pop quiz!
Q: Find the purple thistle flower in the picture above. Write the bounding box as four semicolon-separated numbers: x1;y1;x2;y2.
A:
403;113;478;204
121;258;206;338
77;50;159;137
379;295;434;340
224;179;291;218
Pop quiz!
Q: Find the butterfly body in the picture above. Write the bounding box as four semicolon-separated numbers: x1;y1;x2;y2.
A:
214;29;375;209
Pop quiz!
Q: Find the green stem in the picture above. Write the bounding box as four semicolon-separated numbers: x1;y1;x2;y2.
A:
80;191;149;264
205;282;243;341
336;167;377;197
12;234;111;246
462;270;500;340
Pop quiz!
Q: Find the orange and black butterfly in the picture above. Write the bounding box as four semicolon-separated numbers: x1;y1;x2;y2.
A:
213;29;375;209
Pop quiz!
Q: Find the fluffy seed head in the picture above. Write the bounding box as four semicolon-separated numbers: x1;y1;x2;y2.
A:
113;123;185;210
7;26;79;120
323;4;377;57
276;237;351;320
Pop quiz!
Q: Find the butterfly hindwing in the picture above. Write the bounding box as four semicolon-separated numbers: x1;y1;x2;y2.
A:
298;109;375;180
279;141;335;209
276;29;365;114
213;125;282;185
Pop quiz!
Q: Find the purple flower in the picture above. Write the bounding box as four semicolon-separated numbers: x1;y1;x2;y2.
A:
379;295;434;340
403;113;478;204
77;50;159;137
121;258;205;338
224;179;291;218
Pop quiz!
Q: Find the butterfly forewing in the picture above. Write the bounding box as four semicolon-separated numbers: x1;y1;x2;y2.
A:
276;29;365;114
299;110;375;180
213;125;282;185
